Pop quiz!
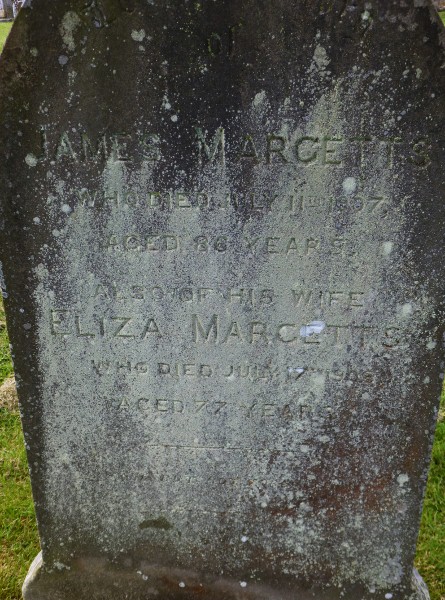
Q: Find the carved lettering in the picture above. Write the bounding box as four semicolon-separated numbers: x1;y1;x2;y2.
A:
195;127;225;165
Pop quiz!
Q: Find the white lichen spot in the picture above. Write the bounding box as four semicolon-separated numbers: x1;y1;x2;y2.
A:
423;376;430;384
416;68;422;79
427;340;437;350
382;242;394;256
397;474;409;486
400;303;413;317
318;435;331;443
179;582;185;588
361;10;370;21
240;582;247;588
288;367;305;377
171;115;178;122
385;594;393;599
33;217;41;224
60;11;81;52
313;44;330;70
68;71;77;87
253;90;266;107
342;177;357;195
241;535;248;543
61;204;72;214
131;29;146;42
300;321;325;338
58;55;69;66
162;95;172;110
311;373;326;389
30;47;38;57
25;153;38;167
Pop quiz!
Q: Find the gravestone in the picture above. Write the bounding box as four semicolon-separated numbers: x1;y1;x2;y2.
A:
0;1;444;599
1;0;14;20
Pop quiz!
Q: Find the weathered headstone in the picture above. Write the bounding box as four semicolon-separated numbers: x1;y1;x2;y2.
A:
0;1;444;599
1;0;14;20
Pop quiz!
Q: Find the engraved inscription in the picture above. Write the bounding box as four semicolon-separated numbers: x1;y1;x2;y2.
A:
91;360;380;386
28;125;432;168
68;187;390;217
107;396;314;422
51;310;163;339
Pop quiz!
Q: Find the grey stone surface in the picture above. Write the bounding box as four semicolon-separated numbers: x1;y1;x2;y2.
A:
0;1;444;599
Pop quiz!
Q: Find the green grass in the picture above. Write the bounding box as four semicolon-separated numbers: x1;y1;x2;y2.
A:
0;300;39;600
416;414;445;600
0;304;13;385
0;411;38;600
441;12;445;26
0;22;12;53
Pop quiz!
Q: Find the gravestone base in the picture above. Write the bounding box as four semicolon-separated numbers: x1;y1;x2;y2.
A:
23;552;430;600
